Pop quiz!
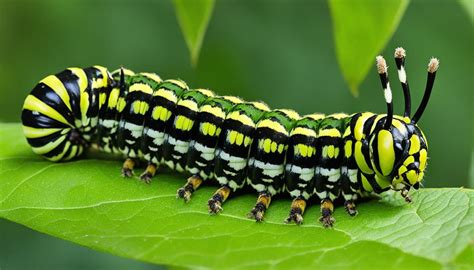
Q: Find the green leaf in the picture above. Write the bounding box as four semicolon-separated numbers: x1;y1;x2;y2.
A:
0;122;473;269
459;0;474;22
173;0;215;67
329;0;409;96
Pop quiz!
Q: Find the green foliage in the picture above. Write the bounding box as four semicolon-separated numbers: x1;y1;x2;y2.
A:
173;0;215;67
328;0;409;96
458;0;474;21
1;123;472;269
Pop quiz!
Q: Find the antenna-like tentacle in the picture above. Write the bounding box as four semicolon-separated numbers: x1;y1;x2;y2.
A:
412;58;439;123
376;55;393;129
394;47;411;117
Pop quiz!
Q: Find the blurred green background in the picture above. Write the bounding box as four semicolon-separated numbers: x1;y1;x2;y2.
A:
0;0;472;269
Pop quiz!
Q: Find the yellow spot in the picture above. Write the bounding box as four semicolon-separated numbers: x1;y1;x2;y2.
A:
319;128;341;138
116;97;126;112
322;146;328;158
40;75;72;111
419;149;428;171
409;135;421;155
418;171;425;182
23;95;71;126
344;141;352;158
343;127;351;138
228;130;237;144
278;144;285;154
129;83;154;94
244;136;252;146
263;138;272;153
327;145;335;158
258;119;287;135
107;89;120;109
176;115;192;131
132;101;141;114
236;132;244;145
160;107;171;121
99;92;107;108
377;130;395;176
216;127;222;136
334;147;339;158
398;165;407;176
201;122;209;135
271;141;277;152
354;141;373;174
298;144;308;157
208;123;217;136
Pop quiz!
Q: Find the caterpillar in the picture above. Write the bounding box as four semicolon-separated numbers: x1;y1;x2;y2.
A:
21;47;439;227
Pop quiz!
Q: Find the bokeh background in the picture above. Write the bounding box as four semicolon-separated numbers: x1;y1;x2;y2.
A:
0;0;472;269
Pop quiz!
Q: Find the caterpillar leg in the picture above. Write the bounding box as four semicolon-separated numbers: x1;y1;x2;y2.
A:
139;163;158;184
177;175;203;202
208;185;231;214
344;200;358;216
401;187;412;203
248;192;272;222
285;197;306;225
121;158;137;178
319;198;335;228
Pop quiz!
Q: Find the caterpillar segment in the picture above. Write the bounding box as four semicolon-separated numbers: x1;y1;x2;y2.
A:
21;47;439;228
96;68;136;154
208;101;271;214
161;89;215;173
139;79;189;180
246;109;300;221
178;96;243;202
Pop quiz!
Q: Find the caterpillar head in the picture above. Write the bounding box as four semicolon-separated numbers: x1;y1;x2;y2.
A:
371;49;438;194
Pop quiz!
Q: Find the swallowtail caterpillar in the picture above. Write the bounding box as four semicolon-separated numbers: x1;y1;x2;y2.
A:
21;47;439;227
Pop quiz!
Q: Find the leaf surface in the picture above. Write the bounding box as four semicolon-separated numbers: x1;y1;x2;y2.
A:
329;0;409;96
173;0;215;67
0;123;472;269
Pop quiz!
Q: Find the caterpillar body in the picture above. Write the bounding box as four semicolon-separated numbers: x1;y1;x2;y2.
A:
21;48;439;227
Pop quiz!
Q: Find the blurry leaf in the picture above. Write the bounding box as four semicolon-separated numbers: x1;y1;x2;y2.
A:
329;0;409;96
459;0;474;21
0;122;473;269
173;0;215;67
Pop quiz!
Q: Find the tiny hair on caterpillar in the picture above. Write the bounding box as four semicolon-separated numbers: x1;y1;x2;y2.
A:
21;47;439;227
